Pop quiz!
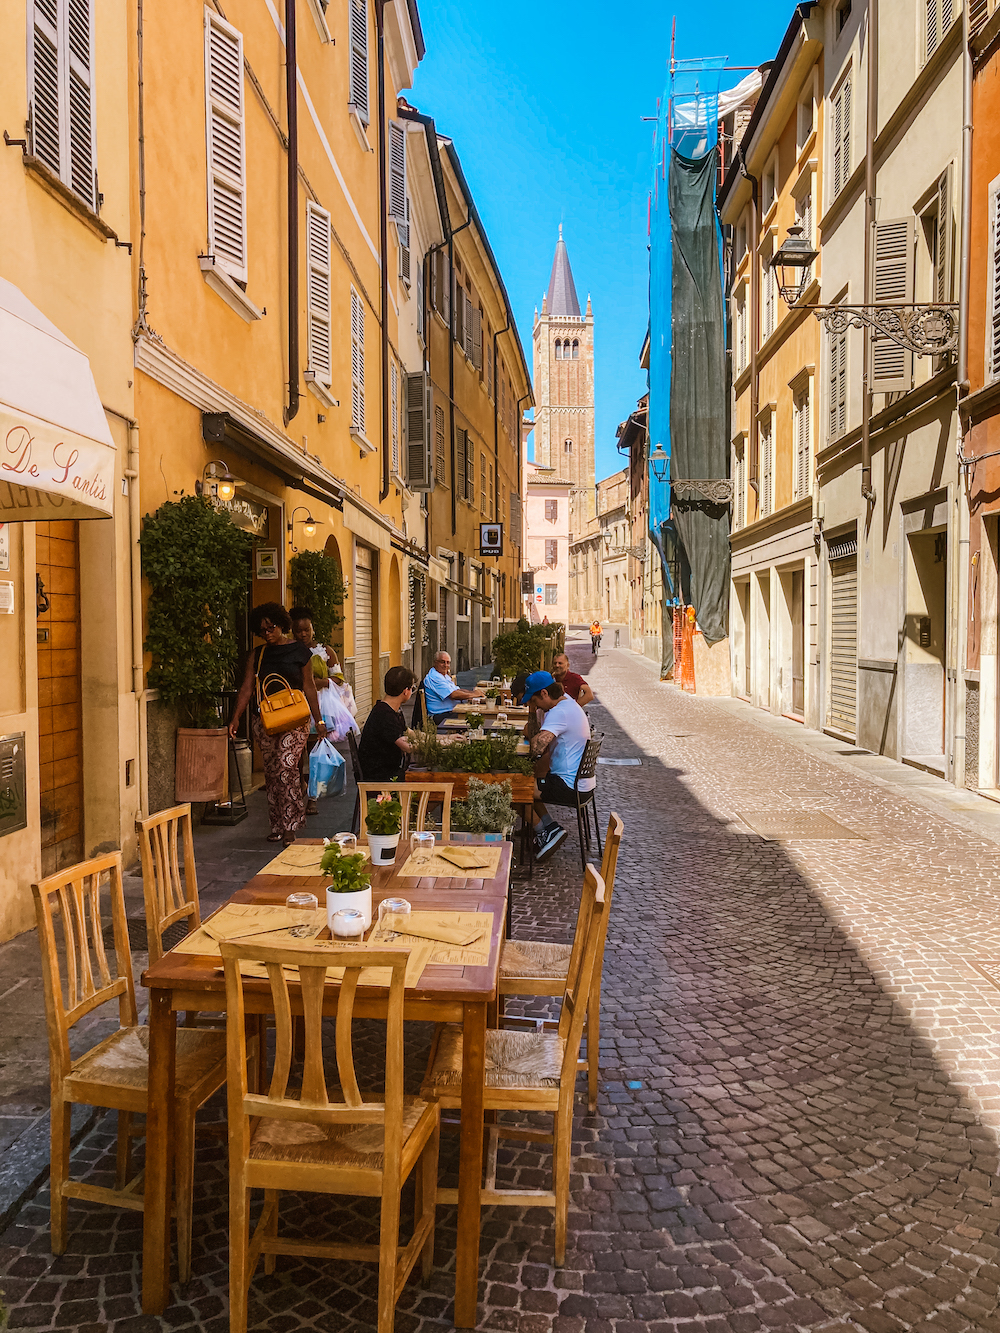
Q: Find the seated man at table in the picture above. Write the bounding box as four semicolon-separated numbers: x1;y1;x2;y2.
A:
422;651;483;723
358;666;416;781
552;652;595;706
521;671;593;861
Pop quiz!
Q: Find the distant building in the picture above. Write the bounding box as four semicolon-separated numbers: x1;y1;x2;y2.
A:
532;228;595;543
570;470;631;640
524;462;570;626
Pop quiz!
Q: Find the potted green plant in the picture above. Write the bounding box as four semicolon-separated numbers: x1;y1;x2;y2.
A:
364;791;403;864
140;495;253;802
451;778;515;839
465;711;484;737
320;841;373;928
405;722;446;772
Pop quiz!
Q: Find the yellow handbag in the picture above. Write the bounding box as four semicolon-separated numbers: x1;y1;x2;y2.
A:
255;651;311;735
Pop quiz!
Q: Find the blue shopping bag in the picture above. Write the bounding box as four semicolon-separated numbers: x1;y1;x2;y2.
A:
308;738;345;799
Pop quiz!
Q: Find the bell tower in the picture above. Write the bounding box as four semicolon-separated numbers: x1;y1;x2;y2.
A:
532;227;595;541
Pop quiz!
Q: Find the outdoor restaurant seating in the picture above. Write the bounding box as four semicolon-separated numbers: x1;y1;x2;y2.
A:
32;851;228;1284
220;938;440;1333
499;812;623;1110
421;866;609;1266
135;803;201;965
356;781;454;841
542;735;604;869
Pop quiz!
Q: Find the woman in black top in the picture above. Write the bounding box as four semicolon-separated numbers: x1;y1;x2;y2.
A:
229;602;326;845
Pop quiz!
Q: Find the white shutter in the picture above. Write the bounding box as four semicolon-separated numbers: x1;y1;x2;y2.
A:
925;0;951;60
763;264;775;339
205;10;247;282
389;121;410;282
936;168;951;303
29;0;97;208
416;256;424;336
829;325;848;439
351;289;365;433
306;202;332;385
988;177;1000;382
349;0;369;123
761;423;773;517
390;360;400;476
737;295;747;372
405;373;433;490
871;217;914;392
794;388;811;500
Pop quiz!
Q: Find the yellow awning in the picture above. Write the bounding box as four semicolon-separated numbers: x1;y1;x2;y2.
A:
0;278;116;522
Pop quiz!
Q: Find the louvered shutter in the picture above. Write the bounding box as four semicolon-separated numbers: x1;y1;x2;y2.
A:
472;306;483;370
388;122;410;281
761;424;773;517
936;168;951;303
456;428;467;500
434;403;447;482
480;453;487;513
205;11;247;281
464;292;475;361
990;181;1000;382
67;0;96;206
833;75;851;197
487;339;494;398
405;373;433;490
871;218;913;392
453;274;464;346
390;361;400;476
306;202;332;384
416;257;424;335
349;0;369;123
829;326;847;439
734;447;745;530
467;437;475;501
794;389;811;500
30;1;62;178
925;0;951;60
351;289;365;433
510;492;523;547
29;0;97;208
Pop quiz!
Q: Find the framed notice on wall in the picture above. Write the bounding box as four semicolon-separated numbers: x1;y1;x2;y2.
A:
0;525;8;572
255;548;279;580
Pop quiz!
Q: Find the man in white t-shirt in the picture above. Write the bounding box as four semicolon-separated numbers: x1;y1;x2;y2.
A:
521;670;594;860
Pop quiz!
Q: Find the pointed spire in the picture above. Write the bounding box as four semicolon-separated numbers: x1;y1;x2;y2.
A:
585;294;592;318
546;227;581;317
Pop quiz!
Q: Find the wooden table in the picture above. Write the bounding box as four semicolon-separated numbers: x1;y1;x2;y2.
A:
405;770;536;884
140;839;512;1326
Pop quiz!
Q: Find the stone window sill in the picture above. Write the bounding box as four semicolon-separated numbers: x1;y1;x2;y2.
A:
22;152;123;245
305;373;338;408
352;429;376;455
348;105;372;153
199;256;263;322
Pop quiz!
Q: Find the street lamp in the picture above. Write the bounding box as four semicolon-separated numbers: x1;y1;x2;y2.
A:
287;505;317;551
649;445;669;484
770;226;818;306
195;459;237;501
770;226;959;356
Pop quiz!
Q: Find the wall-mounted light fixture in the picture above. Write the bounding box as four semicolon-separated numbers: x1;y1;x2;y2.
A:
195;459;236;501
287;505;317;551
648;445;669;484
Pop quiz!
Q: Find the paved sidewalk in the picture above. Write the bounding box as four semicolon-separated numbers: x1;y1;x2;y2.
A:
4;639;1000;1329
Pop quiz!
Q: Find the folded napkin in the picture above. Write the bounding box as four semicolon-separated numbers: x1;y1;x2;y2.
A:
436;846;495;870
375;915;485;947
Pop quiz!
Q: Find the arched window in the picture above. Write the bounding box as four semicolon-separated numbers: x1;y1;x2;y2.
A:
571;339;579;359
554;339;562;359
564;438;573;453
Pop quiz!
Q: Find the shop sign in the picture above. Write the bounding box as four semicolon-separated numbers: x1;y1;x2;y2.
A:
213;494;268;535
0;410;115;522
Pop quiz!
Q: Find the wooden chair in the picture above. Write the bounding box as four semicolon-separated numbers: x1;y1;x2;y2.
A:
357;782;454;843
220;939;440;1333
422;867;607;1265
32;851;228;1282
498;813;622;1111
541;735;604;869
135;804;200;964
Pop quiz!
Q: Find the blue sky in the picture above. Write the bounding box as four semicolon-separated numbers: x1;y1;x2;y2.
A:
410;0;790;480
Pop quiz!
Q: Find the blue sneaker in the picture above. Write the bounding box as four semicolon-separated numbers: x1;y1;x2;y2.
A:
534;824;567;861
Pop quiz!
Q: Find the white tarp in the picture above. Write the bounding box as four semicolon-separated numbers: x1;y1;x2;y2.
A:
0;277;116;522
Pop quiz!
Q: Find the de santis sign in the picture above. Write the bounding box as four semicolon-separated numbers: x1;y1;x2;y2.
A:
0;411;115;523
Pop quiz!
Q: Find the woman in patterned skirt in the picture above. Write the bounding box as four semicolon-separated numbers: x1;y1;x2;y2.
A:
229;602;327;846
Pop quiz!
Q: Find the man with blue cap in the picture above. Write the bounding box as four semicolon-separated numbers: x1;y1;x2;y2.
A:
521;669;594;860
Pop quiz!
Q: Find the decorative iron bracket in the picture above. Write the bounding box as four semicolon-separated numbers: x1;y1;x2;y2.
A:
805;303;959;357
672;479;734;504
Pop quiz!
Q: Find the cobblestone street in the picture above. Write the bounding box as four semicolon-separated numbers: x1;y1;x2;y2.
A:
6;637;1000;1331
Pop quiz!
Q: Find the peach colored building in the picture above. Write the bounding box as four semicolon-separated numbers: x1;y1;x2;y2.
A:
524;461;569;626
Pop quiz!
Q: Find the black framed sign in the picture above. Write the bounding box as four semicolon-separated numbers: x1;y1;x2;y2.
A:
479;523;503;557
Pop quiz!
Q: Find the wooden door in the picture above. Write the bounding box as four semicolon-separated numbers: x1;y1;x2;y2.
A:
36;521;83;875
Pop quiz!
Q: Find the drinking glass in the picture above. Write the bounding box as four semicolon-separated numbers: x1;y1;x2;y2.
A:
331;907;366;939
285;891;319;937
377;897;412;936
333;832;358;854
496;712;508;728
409;831;435;865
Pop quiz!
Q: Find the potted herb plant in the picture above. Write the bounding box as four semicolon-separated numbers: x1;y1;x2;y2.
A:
451;778;515;839
465;711;485;737
140;494;253;803
320;841;373;928
364;791;403;864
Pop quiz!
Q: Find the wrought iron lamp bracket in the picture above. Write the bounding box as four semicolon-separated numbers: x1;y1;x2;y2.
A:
671;479;734;505
806;303;959;357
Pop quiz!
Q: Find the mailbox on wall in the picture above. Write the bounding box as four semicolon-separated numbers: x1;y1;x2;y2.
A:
0;734;26;837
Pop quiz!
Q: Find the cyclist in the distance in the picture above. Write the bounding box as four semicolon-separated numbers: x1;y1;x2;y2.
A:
590;619;602;655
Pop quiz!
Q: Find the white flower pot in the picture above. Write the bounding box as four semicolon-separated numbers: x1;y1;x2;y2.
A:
326;885;372;931
367;832;400;866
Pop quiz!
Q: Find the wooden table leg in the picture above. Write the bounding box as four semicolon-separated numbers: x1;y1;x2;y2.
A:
454;1001;486;1328
142;990;176;1314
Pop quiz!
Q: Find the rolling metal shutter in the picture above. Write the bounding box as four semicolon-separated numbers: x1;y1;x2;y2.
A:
353;551;373;722
827;538;858;736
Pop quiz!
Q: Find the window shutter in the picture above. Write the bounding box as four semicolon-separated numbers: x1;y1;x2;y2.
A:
794;389;811;500
936;168;951;303
546;539;558;567
510;492;522;547
467;436;475;502
871;217;914;392
400;200;411;283
29;0;97;208
487;338;494;398
349;0;369;122
30;1;62;178
988;179;1000;381
434;403;447;482
390;361;399;476
829;326;848;439
453;275;464;346
464;292;475;361
306;202;332;384
351;289;365;433
405;373;433;490
472;305;483;370
205;10;247;281
545;499;557;522
925;0;950;60
416;257;424;336
456;428;467;501
761;425;773;517
67;0;96;207
734;446;745;530
480;453;486;513
833;75;851;197
388;122;410;282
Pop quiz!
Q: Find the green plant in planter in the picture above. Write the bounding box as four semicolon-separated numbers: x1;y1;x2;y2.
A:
365;792;402;835
465;712;484;731
405;723;446;770
451;778;515;834
491;621;566;676
288;549;345;645
140;495;253;727
486;732;533;774
320;842;372;893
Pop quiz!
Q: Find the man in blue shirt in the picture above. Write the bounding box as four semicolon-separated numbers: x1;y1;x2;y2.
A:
522;670;594;860
422;651;484;723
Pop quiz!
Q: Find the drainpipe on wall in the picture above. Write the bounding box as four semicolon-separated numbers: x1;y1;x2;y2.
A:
737;147;761;504
955;0;974;784
126;422;147;816
447;215;474;537
376;0;390;501
283;0;300;428
493;319;511;523
860;0;878;505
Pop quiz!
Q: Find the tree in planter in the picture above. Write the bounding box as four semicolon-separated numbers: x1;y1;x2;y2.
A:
288;550;345;646
140;495;253;727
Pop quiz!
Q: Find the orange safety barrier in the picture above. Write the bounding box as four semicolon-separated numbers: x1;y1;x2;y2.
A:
671;604;683;681
679;606;697;693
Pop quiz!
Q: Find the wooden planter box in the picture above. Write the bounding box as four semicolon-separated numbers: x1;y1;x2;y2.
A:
405;770;535;803
175;727;229;802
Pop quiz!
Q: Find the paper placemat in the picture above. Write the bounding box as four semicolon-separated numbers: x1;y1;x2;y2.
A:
173;903;326;957
233;937;433;988
396;843;503;879
260;844;369;876
370;911;493;966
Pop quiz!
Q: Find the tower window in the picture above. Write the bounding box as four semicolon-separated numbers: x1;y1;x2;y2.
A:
554;339;562;359
571;340;579;358
564;438;573;452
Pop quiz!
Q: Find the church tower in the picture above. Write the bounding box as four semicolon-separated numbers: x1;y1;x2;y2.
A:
532;227;595;541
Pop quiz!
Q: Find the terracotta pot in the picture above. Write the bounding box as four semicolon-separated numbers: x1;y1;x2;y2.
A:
175;727;229;802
